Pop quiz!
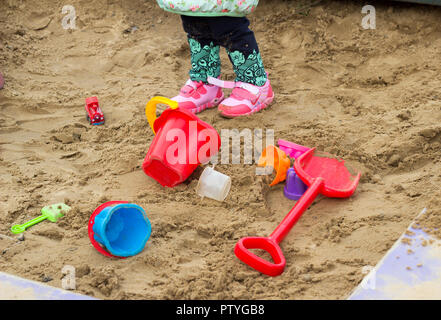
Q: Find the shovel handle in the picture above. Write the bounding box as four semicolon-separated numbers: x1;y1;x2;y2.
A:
270;178;324;244
11;215;47;234
234;178;324;276
234;236;286;277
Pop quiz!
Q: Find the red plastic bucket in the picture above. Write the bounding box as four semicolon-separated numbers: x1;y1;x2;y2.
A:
142;97;221;187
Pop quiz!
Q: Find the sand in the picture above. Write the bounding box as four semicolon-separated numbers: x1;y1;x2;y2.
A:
0;0;440;300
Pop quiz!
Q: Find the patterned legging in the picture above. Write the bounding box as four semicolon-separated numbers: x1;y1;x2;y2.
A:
181;15;267;86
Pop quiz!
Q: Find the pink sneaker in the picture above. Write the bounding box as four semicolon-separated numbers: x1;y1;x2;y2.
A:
172;79;224;114
208;77;274;118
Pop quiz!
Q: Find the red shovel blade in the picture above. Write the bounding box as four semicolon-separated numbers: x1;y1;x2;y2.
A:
235;148;361;276
294;148;361;197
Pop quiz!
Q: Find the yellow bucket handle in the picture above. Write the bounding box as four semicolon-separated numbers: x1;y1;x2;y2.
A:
145;96;179;134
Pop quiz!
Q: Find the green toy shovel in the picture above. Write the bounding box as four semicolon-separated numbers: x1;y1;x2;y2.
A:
11;203;71;234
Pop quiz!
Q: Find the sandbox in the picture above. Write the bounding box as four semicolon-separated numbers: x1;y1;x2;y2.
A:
0;0;440;299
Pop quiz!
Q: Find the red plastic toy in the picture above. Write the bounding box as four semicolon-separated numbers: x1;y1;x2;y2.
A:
234;148;361;276
143;97;221;188
85;96;104;125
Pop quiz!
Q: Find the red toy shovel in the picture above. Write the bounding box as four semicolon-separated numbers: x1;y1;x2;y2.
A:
234;148;361;276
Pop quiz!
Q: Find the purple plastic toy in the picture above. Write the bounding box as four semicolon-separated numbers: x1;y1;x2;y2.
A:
283;167;308;200
278;139;309;200
278;139;310;159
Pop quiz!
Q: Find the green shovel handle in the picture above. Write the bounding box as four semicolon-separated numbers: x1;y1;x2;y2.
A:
11;215;47;234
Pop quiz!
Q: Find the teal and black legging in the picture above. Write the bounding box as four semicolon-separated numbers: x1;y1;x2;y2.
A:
181;15;267;86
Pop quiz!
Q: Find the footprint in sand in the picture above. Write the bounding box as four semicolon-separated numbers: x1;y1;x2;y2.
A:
24;11;53;31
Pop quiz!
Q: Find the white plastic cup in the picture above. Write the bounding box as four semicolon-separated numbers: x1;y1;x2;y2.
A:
196;166;231;201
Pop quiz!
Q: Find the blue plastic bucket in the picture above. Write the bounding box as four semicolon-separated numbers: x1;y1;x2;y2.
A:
92;203;151;257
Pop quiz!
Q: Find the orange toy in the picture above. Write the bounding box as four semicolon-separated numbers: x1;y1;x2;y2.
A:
257;145;291;186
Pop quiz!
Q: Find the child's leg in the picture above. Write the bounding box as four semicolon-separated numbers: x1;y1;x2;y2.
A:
214;17;267;86
181;16;221;83
170;16;224;114
204;16;272;118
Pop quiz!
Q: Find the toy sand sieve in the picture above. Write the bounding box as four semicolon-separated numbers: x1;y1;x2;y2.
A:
277;139;310;159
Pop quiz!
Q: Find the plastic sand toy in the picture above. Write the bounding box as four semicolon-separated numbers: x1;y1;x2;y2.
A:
196;166;231;201
144;96;178;134
235;148;361;276
143;96;221;188
11;203;71;234
284;167;308;200
276;139;310;199
85;96;105;125
257;145;291;186
277;139;310;159
88;201;151;258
